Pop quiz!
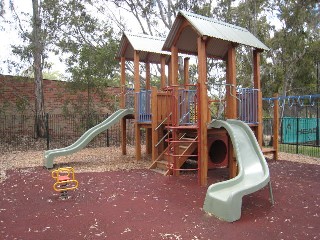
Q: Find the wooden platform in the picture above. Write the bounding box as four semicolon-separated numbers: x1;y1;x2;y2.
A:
262;147;277;161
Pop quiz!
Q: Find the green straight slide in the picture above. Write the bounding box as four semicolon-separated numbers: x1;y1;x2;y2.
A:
203;119;274;222
44;108;134;169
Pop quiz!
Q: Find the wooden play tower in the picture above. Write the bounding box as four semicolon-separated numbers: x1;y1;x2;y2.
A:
117;11;270;186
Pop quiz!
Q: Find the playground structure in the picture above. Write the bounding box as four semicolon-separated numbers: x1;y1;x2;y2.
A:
118;11;273;185
52;167;79;199
43;11;275;221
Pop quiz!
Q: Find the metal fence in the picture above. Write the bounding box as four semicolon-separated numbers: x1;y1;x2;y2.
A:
1;113;319;158
262;94;320;159
0;113;137;153
263;118;320;158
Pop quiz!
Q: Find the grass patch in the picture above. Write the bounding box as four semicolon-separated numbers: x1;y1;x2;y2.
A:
279;144;320;158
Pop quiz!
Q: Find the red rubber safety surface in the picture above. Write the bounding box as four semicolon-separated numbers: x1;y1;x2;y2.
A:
0;160;319;240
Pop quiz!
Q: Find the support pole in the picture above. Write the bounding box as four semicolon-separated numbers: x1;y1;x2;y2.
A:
151;87;159;161
184;57;190;89
120;57;127;155
226;46;237;179
273;94;279;160
160;55;167;89
170;45;179;176
134;50;141;160
146;61;151;91
145;61;152;154
226;47;237;119
197;37;208;186
171;46;179;86
253;49;263;146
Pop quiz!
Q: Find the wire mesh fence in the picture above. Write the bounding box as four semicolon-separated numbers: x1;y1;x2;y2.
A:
1;112;319;158
262;94;320;158
0;113;138;153
263;118;320;159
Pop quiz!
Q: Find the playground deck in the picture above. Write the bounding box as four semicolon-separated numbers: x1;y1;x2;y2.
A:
0;159;319;239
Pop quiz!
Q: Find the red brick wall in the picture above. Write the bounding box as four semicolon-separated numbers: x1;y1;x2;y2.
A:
0;75;120;115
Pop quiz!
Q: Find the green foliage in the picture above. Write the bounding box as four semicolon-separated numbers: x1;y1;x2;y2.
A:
264;0;320;96
5;0;320;110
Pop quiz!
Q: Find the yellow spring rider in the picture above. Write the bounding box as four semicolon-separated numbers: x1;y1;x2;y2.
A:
52;167;79;198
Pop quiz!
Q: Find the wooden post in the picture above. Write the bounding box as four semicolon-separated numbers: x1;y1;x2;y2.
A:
273;94;279;160
226;47;237;119
145;61;152;155
168;60;172;86
151;87;159;161
253;49;263;146
146;61;151;90
184;57;190;89
120;57;127;155
160;55;166;89
171;46;178;86
120;57;126;109
198;36;208;186
146;128;152;154
134;50;141;160
226;46;237;178
170;45;179;176
121;118;127;155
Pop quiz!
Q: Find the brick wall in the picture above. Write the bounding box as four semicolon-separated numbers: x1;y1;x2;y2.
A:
0;75;120;115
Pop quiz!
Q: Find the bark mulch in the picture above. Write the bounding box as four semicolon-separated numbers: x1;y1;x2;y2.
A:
0;159;319;239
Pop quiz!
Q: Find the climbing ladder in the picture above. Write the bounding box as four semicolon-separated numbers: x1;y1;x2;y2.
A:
149;84;200;176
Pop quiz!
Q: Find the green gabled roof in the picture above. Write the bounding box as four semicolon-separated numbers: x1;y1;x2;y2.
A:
163;11;269;58
117;32;171;64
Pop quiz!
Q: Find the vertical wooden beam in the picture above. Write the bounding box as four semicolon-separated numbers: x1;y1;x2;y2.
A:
168;60;172;86
145;60;152;155
184;57;190;89
121;118;127;155
171;46;179;86
170;45;179;176
120;57;127;155
120;57;126;109
197;36;208;186
151;87;159;161
226;46;237;179
273;94;279;160
160;55;166;89
146;128;152;154
253;49;263;146
226;46;237;119
134;50;141;160
146;61;151;90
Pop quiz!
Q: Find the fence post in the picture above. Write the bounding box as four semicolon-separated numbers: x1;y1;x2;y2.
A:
45;113;50;150
296;117;299;154
273;94;279;160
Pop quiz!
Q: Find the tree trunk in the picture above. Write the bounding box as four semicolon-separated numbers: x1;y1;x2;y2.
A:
32;0;46;138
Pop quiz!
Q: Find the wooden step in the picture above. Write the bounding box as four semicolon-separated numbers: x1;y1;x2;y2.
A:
150;168;167;175
262;147;276;154
180;137;197;142
156;160;168;170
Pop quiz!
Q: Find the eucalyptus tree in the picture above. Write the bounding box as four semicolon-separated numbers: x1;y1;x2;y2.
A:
7;0;119;126
7;0;55;137
263;0;320;97
48;0;120;116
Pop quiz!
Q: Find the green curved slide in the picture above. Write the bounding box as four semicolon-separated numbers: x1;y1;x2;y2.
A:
203;119;274;222
44;108;134;169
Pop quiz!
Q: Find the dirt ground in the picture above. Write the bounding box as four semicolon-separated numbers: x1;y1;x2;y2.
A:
0;147;319;239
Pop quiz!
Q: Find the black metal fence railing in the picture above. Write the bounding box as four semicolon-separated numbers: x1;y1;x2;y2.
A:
263;118;320;158
1;113;319;158
0;114;137;153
